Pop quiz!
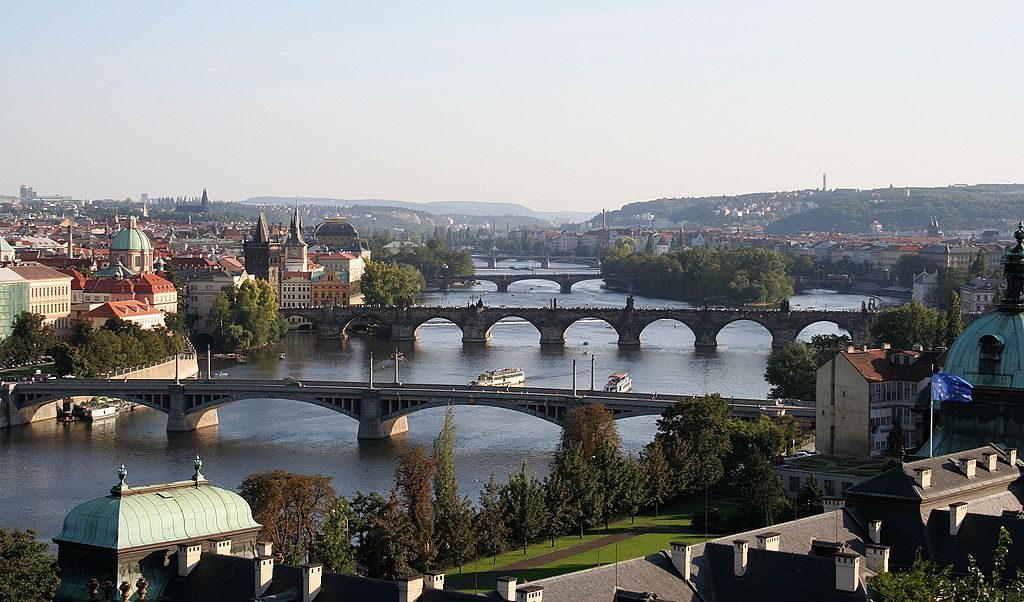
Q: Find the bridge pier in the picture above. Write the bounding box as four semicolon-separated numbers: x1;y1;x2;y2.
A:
390;324;419;342
559;281;573;294
166;386;219;432
357;393;409;439
617;331;641;346
693;329;718;349
487;257;497;269
539;326;566;345
495;281;510;293
541;258;551;269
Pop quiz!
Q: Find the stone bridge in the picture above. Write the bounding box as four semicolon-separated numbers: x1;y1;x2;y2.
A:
281;305;874;349
434;272;603;293
1;378;813;437
472;254;601;268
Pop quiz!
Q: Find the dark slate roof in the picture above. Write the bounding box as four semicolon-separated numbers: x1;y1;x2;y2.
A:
701;543;867;602
163;553;482;602
845;444;1021;503
926;511;1024;580
528;551;698;602
709;508;870;556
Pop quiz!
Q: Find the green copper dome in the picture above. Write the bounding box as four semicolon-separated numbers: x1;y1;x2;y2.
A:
110;217;152;252
55;473;260;550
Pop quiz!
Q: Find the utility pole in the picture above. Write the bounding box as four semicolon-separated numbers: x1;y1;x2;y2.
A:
206;345;212;379
572;359;577;397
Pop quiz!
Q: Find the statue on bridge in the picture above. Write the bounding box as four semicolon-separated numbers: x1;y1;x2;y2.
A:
780;298;790;312
626;295;635;311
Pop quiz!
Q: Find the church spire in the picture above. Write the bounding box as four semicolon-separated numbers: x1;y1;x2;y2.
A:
286;207;306;246
252;212;271;243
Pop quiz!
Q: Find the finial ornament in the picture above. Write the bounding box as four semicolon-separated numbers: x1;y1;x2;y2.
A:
1014;221;1024;250
118;464;127;485
193;455;204;482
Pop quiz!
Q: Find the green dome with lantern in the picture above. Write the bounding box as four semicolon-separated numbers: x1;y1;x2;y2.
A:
110;216;152;252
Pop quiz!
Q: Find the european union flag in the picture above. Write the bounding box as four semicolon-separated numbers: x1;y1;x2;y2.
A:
931;372;973;403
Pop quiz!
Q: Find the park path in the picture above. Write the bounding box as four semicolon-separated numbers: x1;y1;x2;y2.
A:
446;524;677;590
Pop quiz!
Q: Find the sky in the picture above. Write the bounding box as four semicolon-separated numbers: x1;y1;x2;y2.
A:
2;1;1022;211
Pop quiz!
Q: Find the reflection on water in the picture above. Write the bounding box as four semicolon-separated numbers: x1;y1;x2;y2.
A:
0;259;891;542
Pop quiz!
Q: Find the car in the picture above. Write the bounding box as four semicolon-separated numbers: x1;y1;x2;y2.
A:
286;380;304;387
61;374;76;379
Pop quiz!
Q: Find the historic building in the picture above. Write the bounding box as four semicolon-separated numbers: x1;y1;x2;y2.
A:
243;212;281;291
281;207;309;273
108;216;154;274
313;216;360;249
174;187;210;213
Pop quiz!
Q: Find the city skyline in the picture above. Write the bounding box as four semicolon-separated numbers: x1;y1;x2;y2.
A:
3;2;1023;211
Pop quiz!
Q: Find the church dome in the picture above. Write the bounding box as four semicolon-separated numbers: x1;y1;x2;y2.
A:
945;224;1024;389
111;217;152;252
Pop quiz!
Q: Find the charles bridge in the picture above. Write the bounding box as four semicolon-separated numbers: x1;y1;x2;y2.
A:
470;254;602;269
1;377;814;437
432;271;604;293
281;304;875;349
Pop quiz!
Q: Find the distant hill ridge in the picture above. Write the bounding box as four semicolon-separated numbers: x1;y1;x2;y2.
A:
244;196;592;224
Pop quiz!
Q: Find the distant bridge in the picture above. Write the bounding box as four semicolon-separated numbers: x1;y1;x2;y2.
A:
281;305;874;349
432;272;604;293
2;378;813;437
471;254;602;269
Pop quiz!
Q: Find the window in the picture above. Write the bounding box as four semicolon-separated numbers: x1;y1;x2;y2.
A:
823;480;835;495
979;335;1004;374
789;476;800;492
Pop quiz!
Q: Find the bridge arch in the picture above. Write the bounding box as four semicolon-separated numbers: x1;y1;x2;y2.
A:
560;315;625;347
186;394;362;423
409;316;465;342
481;315;543;344
636;318;698;347
564;275;606;293
795;320;852;342
714;318;776;349
503;277;562;294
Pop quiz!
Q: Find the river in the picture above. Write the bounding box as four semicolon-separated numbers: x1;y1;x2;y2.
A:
0;260;891;542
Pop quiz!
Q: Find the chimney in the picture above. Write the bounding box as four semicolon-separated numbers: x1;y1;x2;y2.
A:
398;575;423;602
982;452;998;472
755;532;780;551
67;225;73;259
823;498;845;512
949;502;968;536
733;540;749;577
423;570;444;590
834;552;860;592
212;539;232;555
177;543;202;577
670;541;692;580
959;457;977;478
302;563;322;602
882;343;891;350
256;541;273;557
913;467;932;489
865;545;890;573
255;556;274;597
496;577;517;601
1009;448;1018;465
868;520;882;544
516;585;544;602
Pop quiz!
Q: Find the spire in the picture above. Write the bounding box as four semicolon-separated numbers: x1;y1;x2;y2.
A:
201;188;209;206
252;212;271;243
286;207;306;246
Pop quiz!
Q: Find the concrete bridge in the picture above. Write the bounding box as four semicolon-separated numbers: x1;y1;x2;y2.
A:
472;254;602;269
281;305;874;349
434;272;603;293
1;378;813;437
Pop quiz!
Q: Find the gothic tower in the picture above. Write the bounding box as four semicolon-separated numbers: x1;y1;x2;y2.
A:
281;207;308;273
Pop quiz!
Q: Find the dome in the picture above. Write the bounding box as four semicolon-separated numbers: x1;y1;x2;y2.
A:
55;478;261;550
111;217;152;252
944;311;1024;389
314;218;358;241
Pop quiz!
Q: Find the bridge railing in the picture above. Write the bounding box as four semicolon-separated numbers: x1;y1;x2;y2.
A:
100;352;196;379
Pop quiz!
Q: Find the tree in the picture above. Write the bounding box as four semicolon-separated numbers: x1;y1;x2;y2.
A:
871;299;939;349
733;449;789;530
359;489;416;579
0;528;59;601
937;268;970;310
894;255;930;286
727;416;787;475
869;552;952;601
360;260;425;306
542;472;574;546
212;279;287;351
945;292;964;346
317;497;355;574
809;334;851;366
593;443;626;531
431;407;475;570
550;441;602;537
640;438;672;517
1;312;54;365
619;452;645;525
970;249;990;277
654;394;733;494
350;490;388;555
474;476;510;563
795;476;825;517
501;463;547;554
395;446;436;570
239;470;337;565
560;403;621;457
764;342;817;401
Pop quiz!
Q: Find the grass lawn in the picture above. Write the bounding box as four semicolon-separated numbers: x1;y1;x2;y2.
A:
451;494;736;593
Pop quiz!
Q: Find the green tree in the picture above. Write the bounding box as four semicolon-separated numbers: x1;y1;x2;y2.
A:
640;438;672;517
970;249;989;277
733;448;790;530
0;528;59;601
239;470;336;566
317;497;355;574
360;489;416;579
894;255;930;286
727;416;787;475
654;394;733;494
212;279;287;351
350;490;388;554
593;443;626;531
474;476;510;563
501;463;547;554
360;260;425;305
937;268;970;310
542;471;574;546
945;292;964;346
809;334;851;366
1;312;54;365
871;299;939;349
395;446;436;570
550;441;603;537
794;476;825;517
764;341;817;400
560;403;621;457
431;407;475;571
619;452;645;524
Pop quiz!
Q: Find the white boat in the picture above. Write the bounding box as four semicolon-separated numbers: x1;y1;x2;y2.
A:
83;405;118;421
471;368;526;387
603;371;632;393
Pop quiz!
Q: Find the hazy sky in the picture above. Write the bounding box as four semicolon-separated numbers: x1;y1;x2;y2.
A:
2;2;1022;211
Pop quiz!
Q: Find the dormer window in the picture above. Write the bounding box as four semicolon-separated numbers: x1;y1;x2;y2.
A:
979;334;1004;374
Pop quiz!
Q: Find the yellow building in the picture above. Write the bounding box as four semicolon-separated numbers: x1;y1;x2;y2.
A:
9;265;73;337
310;269;360;307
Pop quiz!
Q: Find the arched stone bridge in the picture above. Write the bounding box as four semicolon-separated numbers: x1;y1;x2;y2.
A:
435;272;603;293
2;378;813;437
471;254;602;268
282;305;874;349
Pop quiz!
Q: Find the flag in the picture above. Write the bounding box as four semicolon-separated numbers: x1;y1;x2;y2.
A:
931;372;973;403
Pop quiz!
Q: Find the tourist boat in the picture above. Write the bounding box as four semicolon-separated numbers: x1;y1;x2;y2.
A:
83;404;118;421
214;371;229;378
603;371;632;393
470;368;526;387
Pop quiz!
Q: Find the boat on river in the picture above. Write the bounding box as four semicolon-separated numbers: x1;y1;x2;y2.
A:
470;368;526;387
603;371;632;393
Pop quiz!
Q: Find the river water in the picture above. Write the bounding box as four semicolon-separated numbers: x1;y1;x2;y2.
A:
0;261;889;542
